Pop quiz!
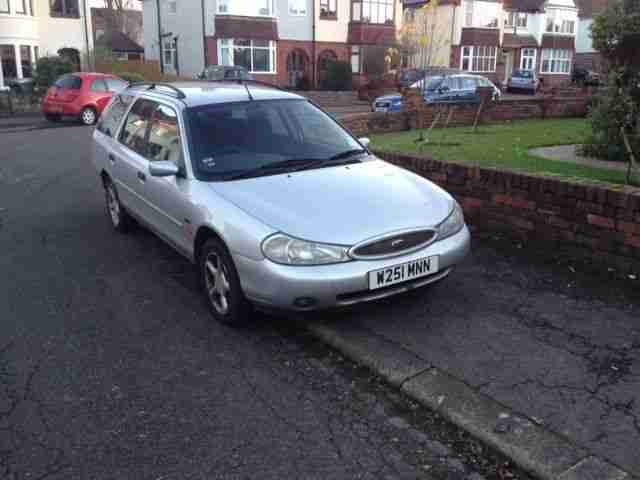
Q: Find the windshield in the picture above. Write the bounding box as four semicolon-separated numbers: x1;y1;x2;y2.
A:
412;76;444;91
187;99;363;180
514;70;533;78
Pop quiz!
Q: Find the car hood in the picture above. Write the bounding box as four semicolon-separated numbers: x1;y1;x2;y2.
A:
375;94;401;103
210;159;453;245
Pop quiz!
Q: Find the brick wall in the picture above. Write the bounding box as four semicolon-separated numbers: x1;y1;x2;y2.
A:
339;111;409;138
377;151;640;274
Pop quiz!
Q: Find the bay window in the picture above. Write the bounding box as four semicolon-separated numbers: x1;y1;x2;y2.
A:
541;49;571;73
461;46;497;73
352;0;394;24
50;0;79;17
16;0;26;14
0;0;9;14
545;10;575;34
520;48;536;70
464;0;499;28
218;39;276;74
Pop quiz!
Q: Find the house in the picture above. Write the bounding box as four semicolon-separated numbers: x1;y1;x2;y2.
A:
92;7;144;60
0;0;94;88
402;0;579;87
140;0;403;88
573;0;608;72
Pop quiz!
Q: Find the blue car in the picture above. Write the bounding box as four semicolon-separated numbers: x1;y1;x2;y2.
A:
373;74;501;113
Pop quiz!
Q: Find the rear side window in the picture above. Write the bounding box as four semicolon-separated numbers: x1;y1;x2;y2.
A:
91;79;108;92
461;77;478;90
147;104;183;164
55;75;82;90
119;99;156;156
96;93;134;137
105;78;128;92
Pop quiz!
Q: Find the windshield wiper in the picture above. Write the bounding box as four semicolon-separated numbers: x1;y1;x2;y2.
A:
328;148;367;161
290;149;368;173
224;158;320;181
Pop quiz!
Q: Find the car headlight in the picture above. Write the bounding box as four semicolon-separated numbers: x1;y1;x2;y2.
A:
262;233;351;266
437;202;465;240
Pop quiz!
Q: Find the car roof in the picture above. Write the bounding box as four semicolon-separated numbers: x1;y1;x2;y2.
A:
131;81;305;108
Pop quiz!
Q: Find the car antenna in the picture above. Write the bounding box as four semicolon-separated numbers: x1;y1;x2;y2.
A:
241;80;254;101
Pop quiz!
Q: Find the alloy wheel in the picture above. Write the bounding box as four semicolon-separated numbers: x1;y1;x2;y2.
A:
106;183;121;227
204;252;231;315
82;108;96;125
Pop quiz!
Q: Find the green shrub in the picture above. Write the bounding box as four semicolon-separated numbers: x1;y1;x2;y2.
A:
34;56;73;89
322;61;352;91
118;72;145;84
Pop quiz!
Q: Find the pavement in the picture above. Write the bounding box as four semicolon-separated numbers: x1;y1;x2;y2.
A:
1;124;638;479
530;145;629;172
0;125;530;480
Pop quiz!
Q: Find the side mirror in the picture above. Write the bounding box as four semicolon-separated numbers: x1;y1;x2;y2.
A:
359;137;371;149
149;161;180;177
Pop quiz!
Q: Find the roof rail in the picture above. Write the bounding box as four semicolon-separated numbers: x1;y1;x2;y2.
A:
128;82;186;99
205;78;288;92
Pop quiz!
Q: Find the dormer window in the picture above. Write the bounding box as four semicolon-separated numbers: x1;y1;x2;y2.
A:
546;10;575;34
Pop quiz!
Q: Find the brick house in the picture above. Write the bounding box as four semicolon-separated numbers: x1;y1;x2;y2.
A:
403;0;579;88
141;0;403;88
573;0;608;72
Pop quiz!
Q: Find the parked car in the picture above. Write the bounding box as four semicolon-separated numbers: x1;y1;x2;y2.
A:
93;81;470;325
196;65;254;82
42;73;127;125
373;74;500;113
398;68;461;89
507;69;539;94
572;67;601;86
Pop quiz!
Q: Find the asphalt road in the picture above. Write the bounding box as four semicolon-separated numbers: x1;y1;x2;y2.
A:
0;126;532;480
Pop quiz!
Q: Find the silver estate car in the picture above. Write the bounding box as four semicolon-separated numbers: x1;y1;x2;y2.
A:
92;81;470;325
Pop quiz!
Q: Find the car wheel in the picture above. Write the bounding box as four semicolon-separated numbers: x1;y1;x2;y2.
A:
45;113;60;122
200;238;251;326
80;106;97;126
103;177;132;232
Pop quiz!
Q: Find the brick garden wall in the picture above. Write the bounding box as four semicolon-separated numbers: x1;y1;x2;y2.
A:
376;151;640;274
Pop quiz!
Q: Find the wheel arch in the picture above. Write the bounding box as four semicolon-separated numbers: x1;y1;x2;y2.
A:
194;225;228;264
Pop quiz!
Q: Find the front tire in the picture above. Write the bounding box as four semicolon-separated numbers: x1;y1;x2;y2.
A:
80;106;97;126
200;238;251;326
103;177;132;232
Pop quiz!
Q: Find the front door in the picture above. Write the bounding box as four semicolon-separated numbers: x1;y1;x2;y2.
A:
287;51;307;88
504;51;515;85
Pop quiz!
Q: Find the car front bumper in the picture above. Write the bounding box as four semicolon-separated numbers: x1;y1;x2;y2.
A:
233;225;471;311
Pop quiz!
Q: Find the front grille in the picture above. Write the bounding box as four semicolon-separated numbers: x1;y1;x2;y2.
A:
351;230;436;258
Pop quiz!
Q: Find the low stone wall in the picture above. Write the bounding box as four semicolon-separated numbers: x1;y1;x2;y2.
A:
377;151;640;274
339;88;592;138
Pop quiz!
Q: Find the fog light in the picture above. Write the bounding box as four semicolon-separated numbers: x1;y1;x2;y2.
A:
293;297;317;308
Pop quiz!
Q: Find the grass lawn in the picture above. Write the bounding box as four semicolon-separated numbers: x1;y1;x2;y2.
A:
370;118;628;185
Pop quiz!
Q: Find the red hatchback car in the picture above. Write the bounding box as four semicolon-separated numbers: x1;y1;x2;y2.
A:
42;72;127;125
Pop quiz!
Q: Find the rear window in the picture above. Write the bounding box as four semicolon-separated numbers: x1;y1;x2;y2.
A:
55;75;82;90
105;78;128;92
514;70;533;78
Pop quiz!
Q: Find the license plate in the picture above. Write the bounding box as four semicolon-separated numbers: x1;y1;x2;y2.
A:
375;107;388;112
368;256;439;290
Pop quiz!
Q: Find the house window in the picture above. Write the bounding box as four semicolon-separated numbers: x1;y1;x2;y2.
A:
351;46;361;74
520;48;536;70
289;0;306;15
320;0;336;18
217;0;274;16
20;45;32;77
163;39;176;70
218;39;276;74
464;0;473;27
0;0;10;13
461;45;497;73
50;0;79;17
546;11;575;34
541;48;571;73
16;0;26;14
505;11;527;28
34;46;38;61
167;0;176;13
352;0;394;24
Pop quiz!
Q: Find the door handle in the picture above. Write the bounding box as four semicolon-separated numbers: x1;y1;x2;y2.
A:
108;153;116;163
137;171;146;182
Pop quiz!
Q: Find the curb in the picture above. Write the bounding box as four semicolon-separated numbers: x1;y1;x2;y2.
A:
307;320;637;480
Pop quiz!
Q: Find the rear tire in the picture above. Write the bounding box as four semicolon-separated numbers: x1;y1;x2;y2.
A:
199;237;251;327
103;177;132;232
80;106;97;126
45;113;61;122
